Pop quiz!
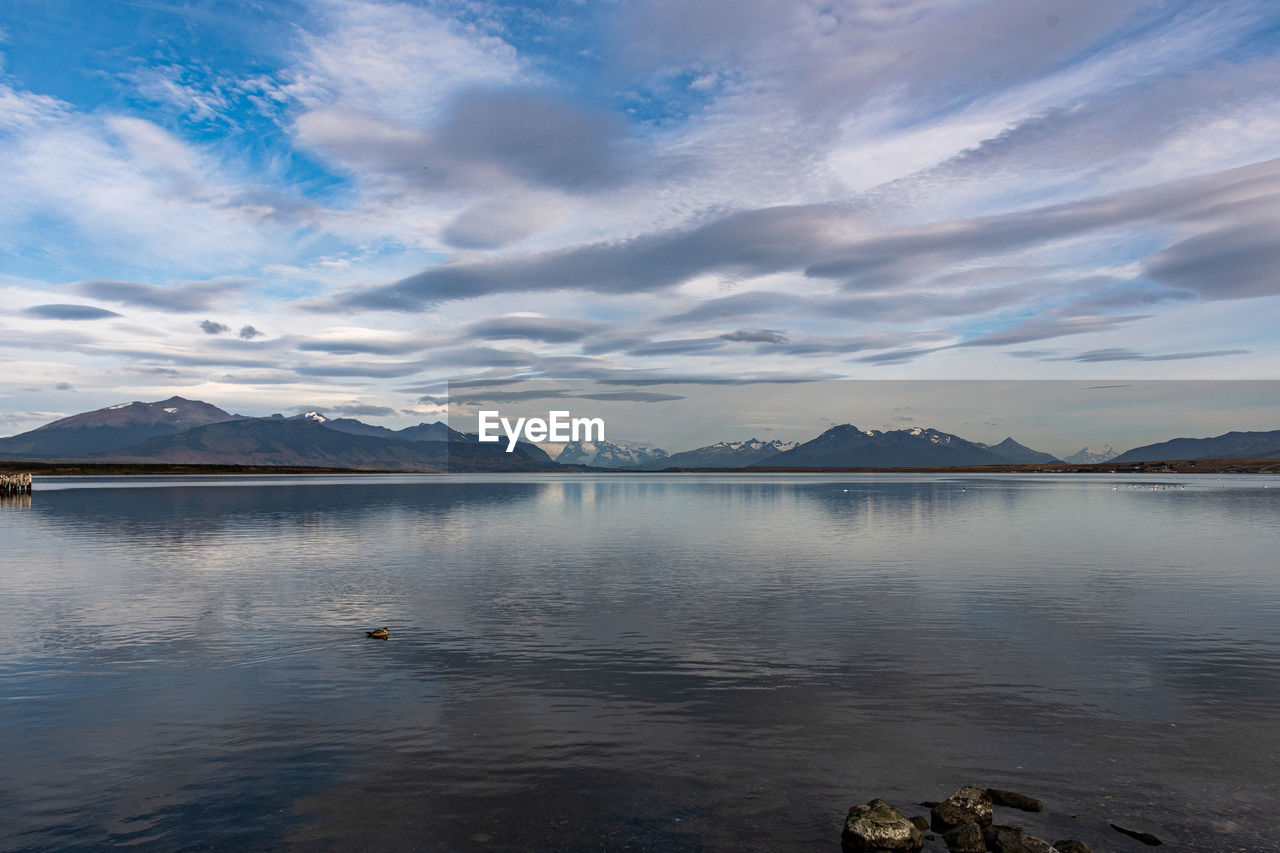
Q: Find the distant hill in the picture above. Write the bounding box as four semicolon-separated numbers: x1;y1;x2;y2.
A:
751;424;1011;468
649;438;799;469
98;418;550;471
1064;445;1118;464
975;437;1060;464
1113;430;1280;463
0;396;235;458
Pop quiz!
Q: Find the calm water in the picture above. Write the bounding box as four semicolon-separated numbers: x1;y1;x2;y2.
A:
1;473;1278;851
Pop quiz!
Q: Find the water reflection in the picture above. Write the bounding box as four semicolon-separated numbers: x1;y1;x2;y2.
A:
1;474;1278;850
29;476;545;545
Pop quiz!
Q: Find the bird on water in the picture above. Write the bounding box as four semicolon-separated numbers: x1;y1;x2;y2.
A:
366;627;389;640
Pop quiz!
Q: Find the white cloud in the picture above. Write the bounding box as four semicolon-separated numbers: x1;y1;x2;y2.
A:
0;83;66;133
282;0;525;124
125;64;235;124
0;100;309;273
1;0;1278;424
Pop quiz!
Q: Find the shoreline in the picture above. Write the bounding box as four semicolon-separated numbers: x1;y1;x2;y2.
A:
2;456;1277;476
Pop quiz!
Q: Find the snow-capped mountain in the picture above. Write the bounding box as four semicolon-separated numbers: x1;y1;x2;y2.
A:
1063;445;1119;464
655;438;800;468
752;424;1017;468
554;439;669;468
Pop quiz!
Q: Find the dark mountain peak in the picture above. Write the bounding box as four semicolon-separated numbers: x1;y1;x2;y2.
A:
807;423;876;443
0;396;237;459
752;422;1001;468
978;436;1060;464
21;395;234;431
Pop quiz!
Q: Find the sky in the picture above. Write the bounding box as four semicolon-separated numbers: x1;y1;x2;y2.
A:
2;0;1279;439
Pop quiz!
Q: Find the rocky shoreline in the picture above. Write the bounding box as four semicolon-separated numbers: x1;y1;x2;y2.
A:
842;785;1162;852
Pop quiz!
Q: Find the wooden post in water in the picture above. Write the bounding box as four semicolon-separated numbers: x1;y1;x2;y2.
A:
1;473;33;495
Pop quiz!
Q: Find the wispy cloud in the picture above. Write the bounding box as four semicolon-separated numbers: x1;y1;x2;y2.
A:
21;304;121;320
955;314;1146;347
72;279;248;313
1060;347;1251;362
464;315;609;344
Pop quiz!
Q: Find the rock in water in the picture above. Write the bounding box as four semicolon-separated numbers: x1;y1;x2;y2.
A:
841;799;924;852
1110;823;1162;846
988;788;1044;812
931;786;994;832
1053;841;1093;853
942;821;986;853
984;824;1059;853
909;815;930;831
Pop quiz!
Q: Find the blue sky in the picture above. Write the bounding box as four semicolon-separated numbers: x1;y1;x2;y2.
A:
2;0;1279;435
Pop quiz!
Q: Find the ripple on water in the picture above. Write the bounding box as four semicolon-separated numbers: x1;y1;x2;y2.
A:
1;473;1278;850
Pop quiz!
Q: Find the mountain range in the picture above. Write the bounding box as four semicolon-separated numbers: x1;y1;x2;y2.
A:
0;398;550;471
1;396;1274;471
652;438;800;468
973;437;1060;464
750;425;1056;468
550;437;801;469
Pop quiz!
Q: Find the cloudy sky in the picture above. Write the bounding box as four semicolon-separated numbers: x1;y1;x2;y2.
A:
2;0;1278;436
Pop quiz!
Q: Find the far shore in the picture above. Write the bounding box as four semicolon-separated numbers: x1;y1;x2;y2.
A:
694;456;1280;474
2;456;1277;477
0;461;399;476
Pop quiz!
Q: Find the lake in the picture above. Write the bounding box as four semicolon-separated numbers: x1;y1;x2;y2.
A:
1;473;1278;851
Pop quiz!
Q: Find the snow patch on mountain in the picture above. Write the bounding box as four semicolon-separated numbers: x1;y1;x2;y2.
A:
1064;445;1118;464
554;439;669;468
